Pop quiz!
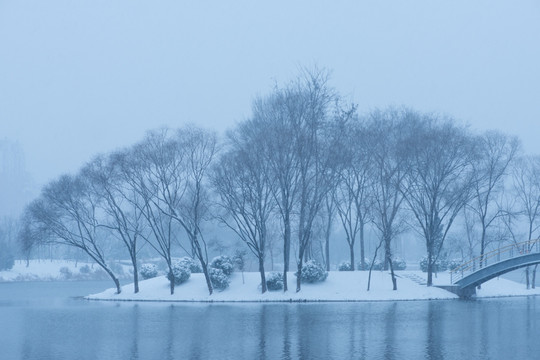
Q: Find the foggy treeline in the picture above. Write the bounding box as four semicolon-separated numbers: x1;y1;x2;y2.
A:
4;69;539;295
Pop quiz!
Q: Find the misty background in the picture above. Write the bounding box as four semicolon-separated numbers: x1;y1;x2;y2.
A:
1;2;539;269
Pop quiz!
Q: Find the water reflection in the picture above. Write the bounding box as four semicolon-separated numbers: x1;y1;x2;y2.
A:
426;301;443;360
3;282;540;359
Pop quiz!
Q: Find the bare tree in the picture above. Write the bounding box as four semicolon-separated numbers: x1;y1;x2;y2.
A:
25;175;122;293
334;117;373;271
251;90;300;292
82;155;148;293
249;68;344;292
321;191;337;271
129;127;218;295
118;130;184;295
212;125;275;293
365;108;414;290
469;131;520;271
511;155;540;288
403;114;475;286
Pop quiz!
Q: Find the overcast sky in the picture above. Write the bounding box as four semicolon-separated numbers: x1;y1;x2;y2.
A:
1;1;539;187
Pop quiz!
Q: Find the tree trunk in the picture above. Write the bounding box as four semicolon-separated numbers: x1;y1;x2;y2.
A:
201;261;213;295
283;215;291;292
192;234;213;295
167;262;175;295
296;258;303;293
385;236;397;290
325;234;330;271
349;243;355;271
367;239;383;291
259;256;267;294
360;225;365;270
131;254;139;294
427;250;433;287
104;266;121;294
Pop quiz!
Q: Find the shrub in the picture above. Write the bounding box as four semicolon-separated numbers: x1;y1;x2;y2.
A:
393;257;407;270
209;267;230;290
366;258;384;271
296;260;328;283
178;257;203;273
167;261;191;285
140;263;159;280
448;259;462;271
210;255;234;276
59;266;72;279
419;257;448;272
109;262;124;276
266;272;284;291
356;259;370;270
338;261;352;271
0;251;14;271
79;264;91;274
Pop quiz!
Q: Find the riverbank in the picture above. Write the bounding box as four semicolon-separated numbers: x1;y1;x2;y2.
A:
0;260;131;282
85;270;540;302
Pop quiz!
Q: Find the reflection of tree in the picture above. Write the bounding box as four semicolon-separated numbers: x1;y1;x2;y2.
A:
426;302;444;360
384;303;397;360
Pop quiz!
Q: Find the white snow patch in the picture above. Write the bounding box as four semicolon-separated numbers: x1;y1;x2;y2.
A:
87;271;460;302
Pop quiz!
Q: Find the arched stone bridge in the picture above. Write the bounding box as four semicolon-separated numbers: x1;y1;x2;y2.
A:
448;239;540;298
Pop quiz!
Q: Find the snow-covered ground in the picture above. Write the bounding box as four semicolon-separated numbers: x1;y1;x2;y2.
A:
0;260;131;282
87;269;540;303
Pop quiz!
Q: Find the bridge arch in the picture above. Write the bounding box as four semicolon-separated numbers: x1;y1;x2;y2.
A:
449;239;540;297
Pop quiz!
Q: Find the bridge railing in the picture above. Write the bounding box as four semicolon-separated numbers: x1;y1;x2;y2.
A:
450;239;540;284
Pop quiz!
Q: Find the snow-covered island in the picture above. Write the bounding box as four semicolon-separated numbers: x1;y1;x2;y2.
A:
86;270;540;303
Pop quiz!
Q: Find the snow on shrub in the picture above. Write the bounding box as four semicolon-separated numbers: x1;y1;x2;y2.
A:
448;259;462;271
338;261;352;271
209;267;230;290
419;257;448;272
79;264;91;274
167;261;191;285
210;255;234;276
178;257;202;273
356;259;370;270
393;257;407;270
296;260;328;283
266;272;284;291
140;263;159;280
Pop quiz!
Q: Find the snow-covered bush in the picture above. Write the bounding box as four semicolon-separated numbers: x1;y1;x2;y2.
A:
448;259;462;271
59;266;72;279
210;255;234;276
79;264;91;274
356;259;370;270
266;272;284;291
296;260;328;283
419;257;448;272
140;263;159;280
338;261;352;271
366;258;384;271
167;261;191;285
393;257;407;270
178;257;202;273
209;267;230;290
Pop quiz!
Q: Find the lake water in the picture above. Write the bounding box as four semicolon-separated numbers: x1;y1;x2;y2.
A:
1;281;540;360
